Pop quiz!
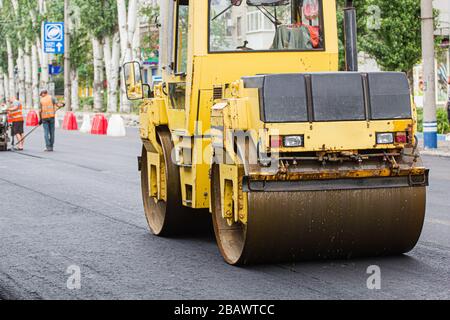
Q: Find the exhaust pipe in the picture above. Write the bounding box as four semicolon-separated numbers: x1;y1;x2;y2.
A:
344;0;358;71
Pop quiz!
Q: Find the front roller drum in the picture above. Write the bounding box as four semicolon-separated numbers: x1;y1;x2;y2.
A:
141;128;210;236
211;165;426;265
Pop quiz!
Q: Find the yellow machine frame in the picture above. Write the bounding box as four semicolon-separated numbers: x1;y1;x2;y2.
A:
134;0;424;227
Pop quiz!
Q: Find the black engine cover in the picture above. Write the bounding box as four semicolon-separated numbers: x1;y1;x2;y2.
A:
242;72;412;123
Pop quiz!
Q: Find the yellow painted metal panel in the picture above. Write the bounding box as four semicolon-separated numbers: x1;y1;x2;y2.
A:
265;120;413;152
167;109;186;131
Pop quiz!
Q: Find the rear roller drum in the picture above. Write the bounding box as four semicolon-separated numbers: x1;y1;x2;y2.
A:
211;164;426;265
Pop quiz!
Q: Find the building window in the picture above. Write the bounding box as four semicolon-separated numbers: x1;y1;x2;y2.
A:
246;11;274;33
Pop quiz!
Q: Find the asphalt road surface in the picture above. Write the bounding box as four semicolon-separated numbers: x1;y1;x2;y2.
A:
0;127;449;300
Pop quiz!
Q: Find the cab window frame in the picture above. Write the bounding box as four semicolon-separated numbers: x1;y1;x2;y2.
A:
173;0;189;73
207;0;326;54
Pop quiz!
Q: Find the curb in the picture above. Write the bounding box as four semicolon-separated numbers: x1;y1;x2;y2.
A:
420;150;450;158
416;132;450;142
56;110;138;121
55;111;139;128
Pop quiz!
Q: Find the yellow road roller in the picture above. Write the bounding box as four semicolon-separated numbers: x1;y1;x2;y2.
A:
124;0;428;265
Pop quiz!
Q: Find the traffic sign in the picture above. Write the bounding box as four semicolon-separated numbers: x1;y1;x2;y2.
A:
49;65;62;75
43;22;65;54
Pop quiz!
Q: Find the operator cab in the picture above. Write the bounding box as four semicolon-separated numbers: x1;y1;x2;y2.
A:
210;0;324;52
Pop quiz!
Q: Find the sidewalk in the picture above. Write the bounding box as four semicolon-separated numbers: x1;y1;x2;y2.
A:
420;139;450;157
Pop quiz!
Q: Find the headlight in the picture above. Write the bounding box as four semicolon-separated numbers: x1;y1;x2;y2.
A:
376;133;394;144
283;135;304;148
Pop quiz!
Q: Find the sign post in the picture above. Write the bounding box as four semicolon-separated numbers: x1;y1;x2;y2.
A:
64;0;72;111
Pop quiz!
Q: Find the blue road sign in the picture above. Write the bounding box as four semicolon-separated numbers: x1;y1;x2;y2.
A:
43;22;64;54
49;65;62;75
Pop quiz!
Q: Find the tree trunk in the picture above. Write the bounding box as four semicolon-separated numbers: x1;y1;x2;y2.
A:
24;43;33;109
127;0;138;59
117;0;138;113
104;32;121;113
17;47;26;105
132;15;141;63
37;0;49;91
38;0;47;13
0;72;4;103
32;44;40;109
110;32;121;113
119;70;131;114
37;37;49;90
3;72;10;102
10;0;18;12
406;69;415;97
117;0;129;61
7;39;16;99
103;35;112;108
92;37;104;112
71;69;79;111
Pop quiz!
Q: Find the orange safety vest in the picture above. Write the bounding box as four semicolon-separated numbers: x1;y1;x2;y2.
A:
41;95;56;119
8;102;24;123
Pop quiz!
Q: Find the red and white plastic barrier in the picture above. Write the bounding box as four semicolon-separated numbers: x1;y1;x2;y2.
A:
91;114;108;135
26;110;39;127
107;115;126;137
62;112;78;131
80;113;91;133
57;112;127;137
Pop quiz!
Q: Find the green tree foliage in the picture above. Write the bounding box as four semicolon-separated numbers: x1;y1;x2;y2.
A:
417;107;450;134
72;0;118;88
46;0;65;21
358;0;423;73
0;0;67;72
73;0;118;40
337;0;439;75
437;108;450;134
140;3;160;59
0;0;18;70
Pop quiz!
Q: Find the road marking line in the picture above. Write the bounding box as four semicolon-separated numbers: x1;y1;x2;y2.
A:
426;218;450;227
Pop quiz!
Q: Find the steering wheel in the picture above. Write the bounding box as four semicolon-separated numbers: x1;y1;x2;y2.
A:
236;41;254;51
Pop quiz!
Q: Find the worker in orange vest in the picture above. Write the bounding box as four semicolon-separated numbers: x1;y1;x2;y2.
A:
7;97;24;151
39;90;59;152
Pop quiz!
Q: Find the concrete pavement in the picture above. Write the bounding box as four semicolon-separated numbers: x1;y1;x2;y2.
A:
0;127;450;300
